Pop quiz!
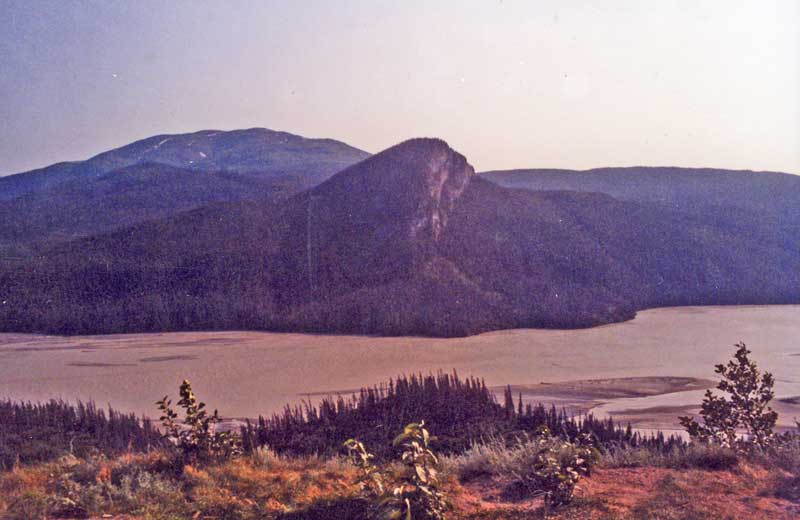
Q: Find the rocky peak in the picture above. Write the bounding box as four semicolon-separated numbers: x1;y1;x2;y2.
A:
313;138;474;242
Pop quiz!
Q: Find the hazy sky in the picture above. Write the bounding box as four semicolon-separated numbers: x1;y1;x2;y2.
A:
1;0;798;175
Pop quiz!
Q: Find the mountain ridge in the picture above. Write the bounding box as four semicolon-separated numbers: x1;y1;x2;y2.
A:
481;166;800;213
0;128;371;255
1;137;798;337
0;127;370;201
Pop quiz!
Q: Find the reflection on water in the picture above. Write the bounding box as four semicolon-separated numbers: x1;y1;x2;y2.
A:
1;305;799;432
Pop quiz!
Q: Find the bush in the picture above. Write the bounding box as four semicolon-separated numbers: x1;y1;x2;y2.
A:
157;379;242;464
0;453;191;520
679;342;778;450
344;438;385;497
502;428;597;509
757;429;800;501
441;435;510;482
390;421;448;520
446;429;599;510
345;421;448;520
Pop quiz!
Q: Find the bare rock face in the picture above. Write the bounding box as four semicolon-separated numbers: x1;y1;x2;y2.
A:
309;137;474;240
406;139;474;240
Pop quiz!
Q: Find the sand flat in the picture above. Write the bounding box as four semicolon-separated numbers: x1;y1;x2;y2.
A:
509;376;715;400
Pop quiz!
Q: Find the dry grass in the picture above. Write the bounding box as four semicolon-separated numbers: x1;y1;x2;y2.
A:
0;450;361;520
1;445;799;520
599;442;739;470
442;437;800;519
449;463;800;520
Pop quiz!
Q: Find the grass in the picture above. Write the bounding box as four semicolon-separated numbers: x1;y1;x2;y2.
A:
1;442;798;520
599;442;739;471
442;434;596;480
758;435;800;502
3;349;798;519
0;450;361;520
441;435;800;519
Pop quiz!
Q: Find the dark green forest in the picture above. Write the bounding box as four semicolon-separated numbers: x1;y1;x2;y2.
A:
0;399;165;470
1;372;684;470
243;372;679;458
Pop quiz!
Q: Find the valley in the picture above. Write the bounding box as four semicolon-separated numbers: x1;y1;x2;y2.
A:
2;305;798;432
3;5;798;516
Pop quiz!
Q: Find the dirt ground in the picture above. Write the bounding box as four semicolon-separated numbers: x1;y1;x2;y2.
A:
452;464;800;519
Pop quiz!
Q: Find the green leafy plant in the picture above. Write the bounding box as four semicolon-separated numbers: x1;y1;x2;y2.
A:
345;421;447;520
156;379;242;463
507;428;598;511
679;342;778;450
384;421;448;520
344;438;386;496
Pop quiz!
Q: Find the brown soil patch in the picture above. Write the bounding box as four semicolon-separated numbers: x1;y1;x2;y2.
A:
451;465;800;519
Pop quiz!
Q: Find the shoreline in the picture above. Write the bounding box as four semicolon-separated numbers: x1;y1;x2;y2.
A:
2;305;799;433
2;303;799;342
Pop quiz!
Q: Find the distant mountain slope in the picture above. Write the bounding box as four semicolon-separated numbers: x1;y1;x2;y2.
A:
482;166;800;257
442;180;798;329
81;128;369;184
0;128;369;255
1;141;798;337
483;165;796;199
0;128;369;201
0;163;296;256
482;166;800;222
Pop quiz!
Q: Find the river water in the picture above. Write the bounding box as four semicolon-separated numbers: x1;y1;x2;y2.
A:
1;305;798;431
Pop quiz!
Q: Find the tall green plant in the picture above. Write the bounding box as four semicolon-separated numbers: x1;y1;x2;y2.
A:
344;421;447;520
344;438;385;496
508;428;598;511
389;421;448;520
156;380;241;463
679;342;777;450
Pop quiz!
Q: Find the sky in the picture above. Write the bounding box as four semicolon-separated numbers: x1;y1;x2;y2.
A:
0;0;798;175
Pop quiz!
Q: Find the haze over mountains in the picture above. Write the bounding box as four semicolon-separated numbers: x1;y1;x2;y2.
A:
1;130;798;337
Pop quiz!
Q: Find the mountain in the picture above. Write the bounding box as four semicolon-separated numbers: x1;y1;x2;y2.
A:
0;163;290;257
0;128;369;255
1;140;798;337
482;167;800;244
0;128;370;201
481;166;799;213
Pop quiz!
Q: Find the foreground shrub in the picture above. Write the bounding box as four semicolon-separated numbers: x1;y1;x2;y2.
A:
157;379;242;464
756;428;800;501
0;449;365;520
390;421;448;520
344;438;385;497
447;429;599;510
441;435;510;482
55;464;188;518
3;490;53;520
679;342;777;450
0;452;192;520
502;429;597;509
346;421;448;520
